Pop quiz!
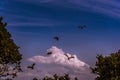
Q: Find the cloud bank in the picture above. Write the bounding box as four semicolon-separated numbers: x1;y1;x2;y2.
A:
16;46;95;80
28;46;87;70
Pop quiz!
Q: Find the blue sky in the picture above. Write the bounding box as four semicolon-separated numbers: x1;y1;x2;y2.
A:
1;0;120;66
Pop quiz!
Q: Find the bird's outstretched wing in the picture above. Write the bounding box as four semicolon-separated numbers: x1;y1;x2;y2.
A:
65;54;74;60
27;63;36;70
54;36;59;41
47;52;52;55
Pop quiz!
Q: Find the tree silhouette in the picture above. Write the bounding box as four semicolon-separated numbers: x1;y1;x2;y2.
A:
91;50;120;80
0;17;22;79
33;77;38;80
41;73;77;80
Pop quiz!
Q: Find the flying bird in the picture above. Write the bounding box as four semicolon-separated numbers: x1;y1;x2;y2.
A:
27;63;36;70
65;54;74;60
54;36;59;41
78;25;86;30
47;51;52;55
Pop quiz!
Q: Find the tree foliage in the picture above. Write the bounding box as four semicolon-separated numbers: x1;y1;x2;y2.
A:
32;74;79;80
91;50;120;80
0;17;22;79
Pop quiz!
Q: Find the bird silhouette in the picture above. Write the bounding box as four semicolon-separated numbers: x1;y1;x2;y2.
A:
78;25;86;30
54;36;59;41
65;54;74;60
27;63;36;70
47;51;52;55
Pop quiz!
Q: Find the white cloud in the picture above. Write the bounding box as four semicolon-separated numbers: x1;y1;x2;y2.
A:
28;46;87;69
24;46;95;80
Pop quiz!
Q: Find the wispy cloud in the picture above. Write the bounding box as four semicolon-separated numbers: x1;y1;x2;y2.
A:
3;0;120;28
53;0;120;19
2;0;62;27
8;22;60;27
16;0;120;19
3;14;61;27
11;0;54;3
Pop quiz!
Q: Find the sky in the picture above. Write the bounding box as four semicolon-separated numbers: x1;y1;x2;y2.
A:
1;0;120;79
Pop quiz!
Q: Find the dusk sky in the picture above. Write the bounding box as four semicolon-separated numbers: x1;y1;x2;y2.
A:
1;0;120;76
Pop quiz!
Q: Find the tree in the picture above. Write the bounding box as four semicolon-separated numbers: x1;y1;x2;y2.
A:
91;50;120;80
33;77;38;80
41;73;78;80
0;17;22;79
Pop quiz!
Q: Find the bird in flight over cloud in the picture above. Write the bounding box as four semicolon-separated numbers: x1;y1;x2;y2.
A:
64;54;75;60
46;51;53;55
27;63;36;70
